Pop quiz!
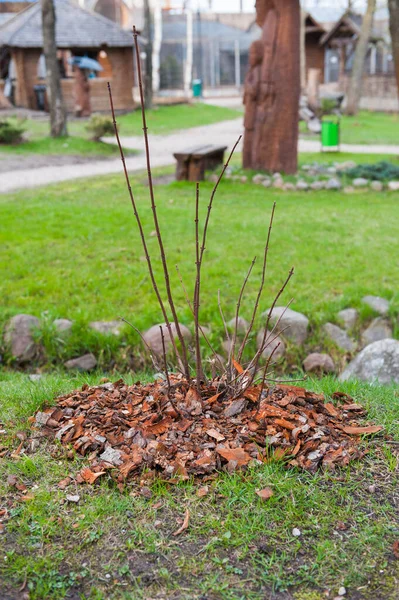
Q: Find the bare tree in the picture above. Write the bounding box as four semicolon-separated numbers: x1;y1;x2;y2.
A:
143;0;153;109
345;0;377;115
41;0;67;137
388;0;399;97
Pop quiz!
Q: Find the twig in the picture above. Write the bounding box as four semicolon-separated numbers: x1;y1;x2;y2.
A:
159;326;181;416
218;289;230;355
176;265;225;374
133;26;191;381
119;316;160;372
250;268;294;386
194;182;204;390
257;342;281;409
237;202;276;362
107;83;182;374
229;256;257;372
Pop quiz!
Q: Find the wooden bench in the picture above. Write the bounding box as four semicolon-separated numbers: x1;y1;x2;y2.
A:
173;144;227;182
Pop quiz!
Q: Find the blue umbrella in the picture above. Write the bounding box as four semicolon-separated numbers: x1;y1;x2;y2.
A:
68;56;103;72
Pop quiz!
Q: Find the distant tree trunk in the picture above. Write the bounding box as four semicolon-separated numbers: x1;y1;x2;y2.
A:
41;0;67;137
345;0;376;115
143;0;153;109
388;0;399;97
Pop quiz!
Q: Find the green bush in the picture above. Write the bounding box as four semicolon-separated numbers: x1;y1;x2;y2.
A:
346;161;399;181
0;118;25;144
85;115;115;141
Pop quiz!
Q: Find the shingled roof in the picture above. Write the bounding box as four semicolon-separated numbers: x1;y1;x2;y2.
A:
0;0;133;48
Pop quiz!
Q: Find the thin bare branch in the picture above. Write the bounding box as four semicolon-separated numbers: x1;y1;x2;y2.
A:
133;26;190;381
229;256;257;371
194;182;204;390
257;341;281;408
119;316;160;372
237;202;276;362
218;289;230;354
159;326;181;416
108;83;182;372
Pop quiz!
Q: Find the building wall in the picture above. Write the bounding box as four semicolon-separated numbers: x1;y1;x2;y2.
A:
305;34;325;80
8;46;134;113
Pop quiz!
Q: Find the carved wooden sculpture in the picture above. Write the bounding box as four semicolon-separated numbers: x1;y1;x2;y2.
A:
243;0;300;174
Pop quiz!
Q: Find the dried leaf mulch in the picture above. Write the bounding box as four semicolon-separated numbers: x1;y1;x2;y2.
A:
31;376;383;485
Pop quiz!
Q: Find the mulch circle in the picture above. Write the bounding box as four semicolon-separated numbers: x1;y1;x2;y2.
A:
31;376;383;487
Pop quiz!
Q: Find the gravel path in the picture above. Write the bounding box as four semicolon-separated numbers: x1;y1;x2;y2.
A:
1;118;399;194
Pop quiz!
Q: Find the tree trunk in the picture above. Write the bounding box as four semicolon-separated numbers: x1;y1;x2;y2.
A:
345;0;376;116
41;0;67;137
143;0;153;109
388;0;399;98
243;0;300;174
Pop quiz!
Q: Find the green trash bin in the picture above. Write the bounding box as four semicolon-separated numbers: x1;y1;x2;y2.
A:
192;79;202;98
321;117;340;152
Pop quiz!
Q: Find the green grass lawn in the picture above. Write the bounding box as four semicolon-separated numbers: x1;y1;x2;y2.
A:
0;104;241;157
300;110;399;146
1;152;399;368
0;371;398;599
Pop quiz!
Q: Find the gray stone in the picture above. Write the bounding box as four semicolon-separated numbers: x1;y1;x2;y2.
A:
54;319;73;333
296;180;309;191
99;446;123;466
29;374;42;382
310;180;324;191
325;178;342;190
256;329;286;360
273;178;284;189
240;176;248;183
227;316;249;334
302;164;311;171
272;172;282;180
323;323;356;352
361;318;392;347
370;180;383;192
262;178;272;188
208;173;219;183
89;320;121;336
352;177;369;188
327;166;337;175
340;338;399;384
252;174;266;184
143;322;192;355
388;181;399;191
284;182;295;191
303;353;335;374
64;353;97;371
362;295;390;315
263;307;309;345
337;308;358;330
4;314;40;362
335;160;357;172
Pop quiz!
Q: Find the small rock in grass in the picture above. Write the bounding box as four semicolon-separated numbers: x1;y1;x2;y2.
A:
327;166;337;175
89;321;121;336
227;316;249;334
353;177;369;187
262;178;271;188
54;319;73;333
361;318;392;347
340;339;399;384
4;314;40;362
29;374;42;382
296;180;309;191
303;353;335;374
284;182;295;191
240;175;248;183
388;181;399;191
273;178;284;189
362;295;389;315
370;180;383;192
336;160;356;172
325;178;342;190
323;323;356;352
263;307;309;346
337;308;358;331
66;494;80;503
292;528;301;537
143;323;192;356
208;173;219;183
310;180;324;191
338;586;346;596
368;484;376;494
272;172;281;180
256;329;286;360
64;353;97;371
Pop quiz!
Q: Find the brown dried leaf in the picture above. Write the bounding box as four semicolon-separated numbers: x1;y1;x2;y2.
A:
216;446;251;466
256;487;274;501
173;509;190;536
197;486;209;498
80;467;106;484
57;477;72;490
232;359;244;374
343;425;383;435
206;429;225;442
